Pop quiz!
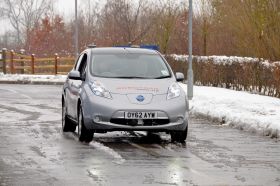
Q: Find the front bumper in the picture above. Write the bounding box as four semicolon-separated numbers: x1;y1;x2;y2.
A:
86;120;187;132
81;86;188;132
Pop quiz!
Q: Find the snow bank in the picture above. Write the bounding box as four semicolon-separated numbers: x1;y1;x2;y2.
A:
0;73;66;84
180;83;280;138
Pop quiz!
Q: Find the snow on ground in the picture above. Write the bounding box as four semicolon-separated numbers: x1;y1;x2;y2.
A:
0;73;279;138
180;83;280;138
0;73;66;83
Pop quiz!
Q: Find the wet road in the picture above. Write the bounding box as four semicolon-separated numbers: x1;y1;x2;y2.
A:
0;84;279;186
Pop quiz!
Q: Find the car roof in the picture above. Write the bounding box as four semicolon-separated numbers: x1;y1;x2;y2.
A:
89;47;159;55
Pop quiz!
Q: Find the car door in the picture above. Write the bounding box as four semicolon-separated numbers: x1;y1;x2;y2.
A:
67;53;87;119
65;54;82;118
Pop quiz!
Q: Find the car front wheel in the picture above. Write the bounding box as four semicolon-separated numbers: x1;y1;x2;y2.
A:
62;101;76;132
171;125;188;143
78;107;94;143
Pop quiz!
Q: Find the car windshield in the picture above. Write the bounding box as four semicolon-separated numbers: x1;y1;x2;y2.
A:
90;53;171;79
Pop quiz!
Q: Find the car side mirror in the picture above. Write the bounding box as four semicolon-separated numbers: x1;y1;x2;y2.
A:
175;72;184;82
68;70;82;80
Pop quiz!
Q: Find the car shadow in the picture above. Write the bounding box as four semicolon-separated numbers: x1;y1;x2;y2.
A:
93;131;186;147
62;130;187;149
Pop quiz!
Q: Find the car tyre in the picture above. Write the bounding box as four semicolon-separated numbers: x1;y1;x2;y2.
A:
171;125;188;143
78;107;94;143
62;102;76;132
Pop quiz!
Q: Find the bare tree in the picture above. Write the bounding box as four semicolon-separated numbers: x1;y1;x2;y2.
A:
210;0;280;60
79;0;100;49
97;0;157;46
152;0;183;54
198;0;213;56
0;0;52;48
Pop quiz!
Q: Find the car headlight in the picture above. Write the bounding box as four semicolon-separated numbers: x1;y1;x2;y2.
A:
90;81;112;99
167;83;181;100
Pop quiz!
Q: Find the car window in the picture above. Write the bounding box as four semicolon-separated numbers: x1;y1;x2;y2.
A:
90;54;171;79
79;54;87;78
73;53;87;78
74;54;84;71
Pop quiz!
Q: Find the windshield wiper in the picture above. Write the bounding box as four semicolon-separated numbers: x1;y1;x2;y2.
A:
154;75;171;79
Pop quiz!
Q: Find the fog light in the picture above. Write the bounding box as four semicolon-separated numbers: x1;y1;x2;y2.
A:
93;116;101;123
177;117;184;123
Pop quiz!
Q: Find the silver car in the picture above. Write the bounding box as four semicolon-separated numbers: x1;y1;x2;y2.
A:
62;47;189;143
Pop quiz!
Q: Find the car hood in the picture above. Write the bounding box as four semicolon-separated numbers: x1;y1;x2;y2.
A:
91;77;176;95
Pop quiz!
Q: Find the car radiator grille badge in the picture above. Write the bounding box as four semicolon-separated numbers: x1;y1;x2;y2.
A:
136;95;145;102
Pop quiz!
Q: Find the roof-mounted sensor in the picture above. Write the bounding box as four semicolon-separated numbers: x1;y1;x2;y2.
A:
88;44;97;48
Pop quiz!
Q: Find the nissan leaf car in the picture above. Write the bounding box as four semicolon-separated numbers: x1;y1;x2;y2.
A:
62;47;189;143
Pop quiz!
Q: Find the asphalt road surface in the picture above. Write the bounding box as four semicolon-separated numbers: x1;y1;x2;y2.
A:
0;84;279;186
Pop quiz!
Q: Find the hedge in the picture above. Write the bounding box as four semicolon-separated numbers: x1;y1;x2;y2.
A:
166;55;280;98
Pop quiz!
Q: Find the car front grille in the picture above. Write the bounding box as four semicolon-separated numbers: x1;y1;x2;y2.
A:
110;118;169;126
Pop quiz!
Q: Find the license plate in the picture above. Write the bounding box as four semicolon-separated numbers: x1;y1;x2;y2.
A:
124;112;157;119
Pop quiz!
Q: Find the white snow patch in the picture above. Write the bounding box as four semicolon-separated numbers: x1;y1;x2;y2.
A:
1;157;22;167
0;73;66;83
170;54;276;67
63;132;125;164
0;108;27;123
180;83;280;138
89;141;125;165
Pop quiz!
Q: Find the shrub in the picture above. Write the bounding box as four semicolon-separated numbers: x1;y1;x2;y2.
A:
166;55;280;98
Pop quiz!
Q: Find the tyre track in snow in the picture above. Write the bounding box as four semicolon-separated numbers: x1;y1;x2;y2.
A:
0;104;41;121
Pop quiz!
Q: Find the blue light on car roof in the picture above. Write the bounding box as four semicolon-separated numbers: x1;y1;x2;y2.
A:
114;44;159;51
